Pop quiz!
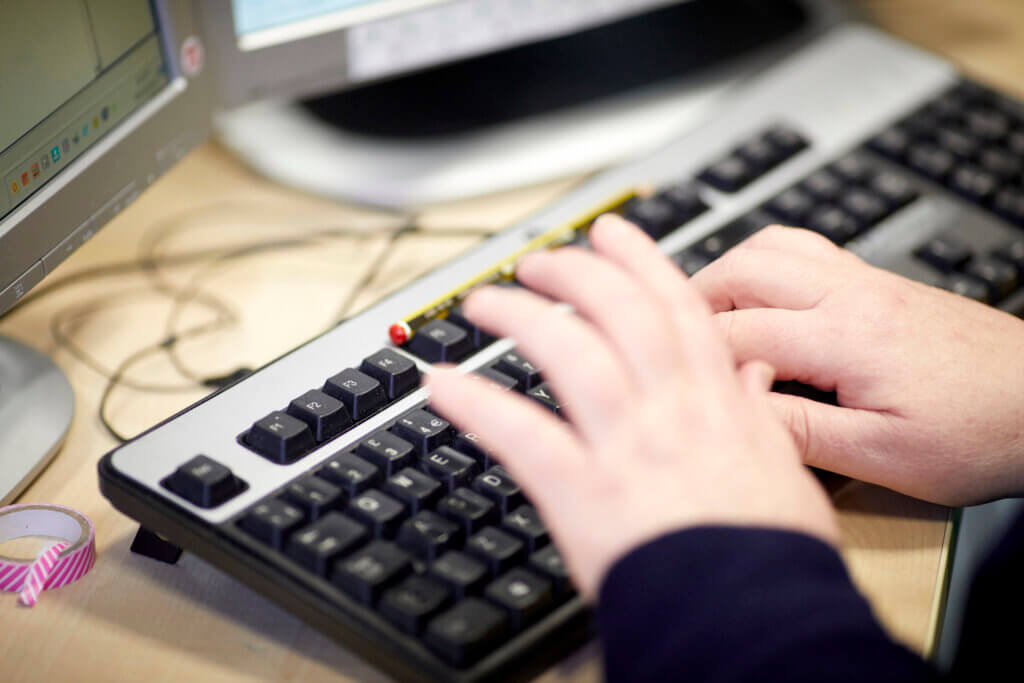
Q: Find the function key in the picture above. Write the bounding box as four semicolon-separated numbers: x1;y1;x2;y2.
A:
407;319;473;364
347;489;408;538
283;475;343;520
422;447;479;492
317;452;381;496
162;455;246;508
494;351;542;390
447;306;496;351
379;575;453;635
245;411;315;464
392;409;455;456
623;195;682;240
502;506;549;553
356;430;416;476
437;487;498;536
286;389;351;442
239;499;305;549
698;155;754;193
473;466;524;515
425;598;508;667
332;540;412;605
474;366;519;392
466;527;525;577
359;349;421;401
285;512;368;576
528;545;574;599
526;383;562;415
383;468;443;514
964;257;1019;303
323;368;387;421
396;510;463;562
484;569;554;631
915;235;973;273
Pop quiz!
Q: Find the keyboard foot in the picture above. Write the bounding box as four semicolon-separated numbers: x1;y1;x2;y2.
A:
130;526;183;564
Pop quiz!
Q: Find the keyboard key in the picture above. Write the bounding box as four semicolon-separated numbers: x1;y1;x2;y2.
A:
907;143;955;181
245;411;316;464
830;153;874;184
472;466;524;516
359;349;421;401
992;239;1024;276
447;306;496;350
805;206;860;244
868;126;912;160
437;487;498;536
162;455;246;508
934;125;981;160
978;147;1023;181
286;390;351;443
993;187;1024;225
868;171;919;210
948;164;1000;203
699;155;754;193
964;257;1019;303
466;527;525;576
940;273;990;303
422;447;479;491
766;187;815;224
323;368;387;421
347;490;408;538
333;540;412;605
239;499;305;549
283;475;343;520
485;569;554;631
407;319;473;364
317;452;381;495
915;235;973;273
392;409;455;456
801;169;843;202
286;512;368;576
494;351;542;390
380;575;452;635
396;510;462;561
526;382;562;415
430;551;490;599
764;125;808;157
839;189;890;228
656;181;708;223
425;598;508;666
671;250;711;276
475;366;518;391
453;431;492;468
964;108;1011;141
383;468;442;514
501;505;549;553
735;137;782;173
623;196;682;240
528;545;574;599
356;431;416;476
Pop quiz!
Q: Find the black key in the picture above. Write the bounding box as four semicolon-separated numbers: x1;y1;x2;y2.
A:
383;468;443;514
431;551;490;599
422;447;479;491
347;489;408;538
868;171;919;210
1009;130;1024;157
907;143;956;181
245;411;315;464
437;487;498;536
764;126;808;157
699;155;754;193
323;368;387;421
447;306;496;350
283;475;343;520
239;499;305;549
425;598;508;666
623;196;682;240
766;187;815;224
805;206;860;244
992;239;1024;276
529;545;574;598
526;382;561;415
466;527;525;576
934;125;981;160
317;452;381;496
690;219;756;262
494;351;542;390
993;187;1024;225
359;348;420;401
285;512;367;576
407;319;473;364
839;189;890;229
453;431;492;468
671;249;711;276
656;181;707;223
356;431;416;476
380;575;452;635
830;153;874;184
332;540;412;605
501;506;549;553
485;569;554;631
940;273;990;303
735;137;782;173
948;164;1000;203
396;510;462;561
915;235;973;273
978;147;1024;181
964;108;1011;141
801;169;843;202
287;390;352;443
162;455;245;508
475;366;518;391
391;409;455;456
869;126;912;160
472;466;524;516
964;257;1019;303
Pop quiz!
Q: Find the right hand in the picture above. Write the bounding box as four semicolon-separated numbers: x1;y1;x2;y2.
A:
690;225;1024;506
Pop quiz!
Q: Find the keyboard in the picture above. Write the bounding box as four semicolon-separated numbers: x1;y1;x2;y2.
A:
99;25;1024;683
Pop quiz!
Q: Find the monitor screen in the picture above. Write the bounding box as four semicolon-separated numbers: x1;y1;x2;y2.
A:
0;0;170;223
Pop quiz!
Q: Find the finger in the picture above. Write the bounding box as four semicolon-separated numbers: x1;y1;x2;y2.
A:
463;286;635;440
715;308;839;387
737;360;776;398
738;224;847;259
514;246;685;388
426;368;583;509
690;246;835;313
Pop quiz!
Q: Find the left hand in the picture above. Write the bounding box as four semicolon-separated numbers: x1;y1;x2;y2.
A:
426;214;839;601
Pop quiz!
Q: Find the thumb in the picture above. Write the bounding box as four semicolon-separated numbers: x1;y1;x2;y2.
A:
737;360;776;399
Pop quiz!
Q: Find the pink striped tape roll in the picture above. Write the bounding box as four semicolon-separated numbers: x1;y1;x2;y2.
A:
0;504;96;607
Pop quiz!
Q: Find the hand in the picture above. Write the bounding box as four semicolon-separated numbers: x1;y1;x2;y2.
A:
690;225;1024;506
426;215;838;601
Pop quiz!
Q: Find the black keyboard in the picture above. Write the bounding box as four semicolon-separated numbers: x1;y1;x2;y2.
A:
100;27;1024;683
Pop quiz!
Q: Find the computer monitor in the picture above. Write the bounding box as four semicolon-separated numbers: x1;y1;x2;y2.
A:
201;0;842;206
0;0;212;502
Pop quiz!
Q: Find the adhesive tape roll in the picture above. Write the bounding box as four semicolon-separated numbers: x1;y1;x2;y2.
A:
0;504;96;607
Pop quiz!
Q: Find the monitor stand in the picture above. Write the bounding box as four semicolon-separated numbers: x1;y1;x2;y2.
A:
216;0;850;209
0;336;74;504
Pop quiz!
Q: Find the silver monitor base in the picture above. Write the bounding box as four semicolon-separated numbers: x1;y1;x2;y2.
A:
0;336;74;504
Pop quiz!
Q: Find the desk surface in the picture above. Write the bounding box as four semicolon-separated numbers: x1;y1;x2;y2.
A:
2;2;1024;680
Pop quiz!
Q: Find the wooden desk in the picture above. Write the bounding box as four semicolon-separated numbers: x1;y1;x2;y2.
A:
2;2;1023;680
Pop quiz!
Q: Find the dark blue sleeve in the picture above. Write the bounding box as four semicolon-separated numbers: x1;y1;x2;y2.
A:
597;526;937;683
